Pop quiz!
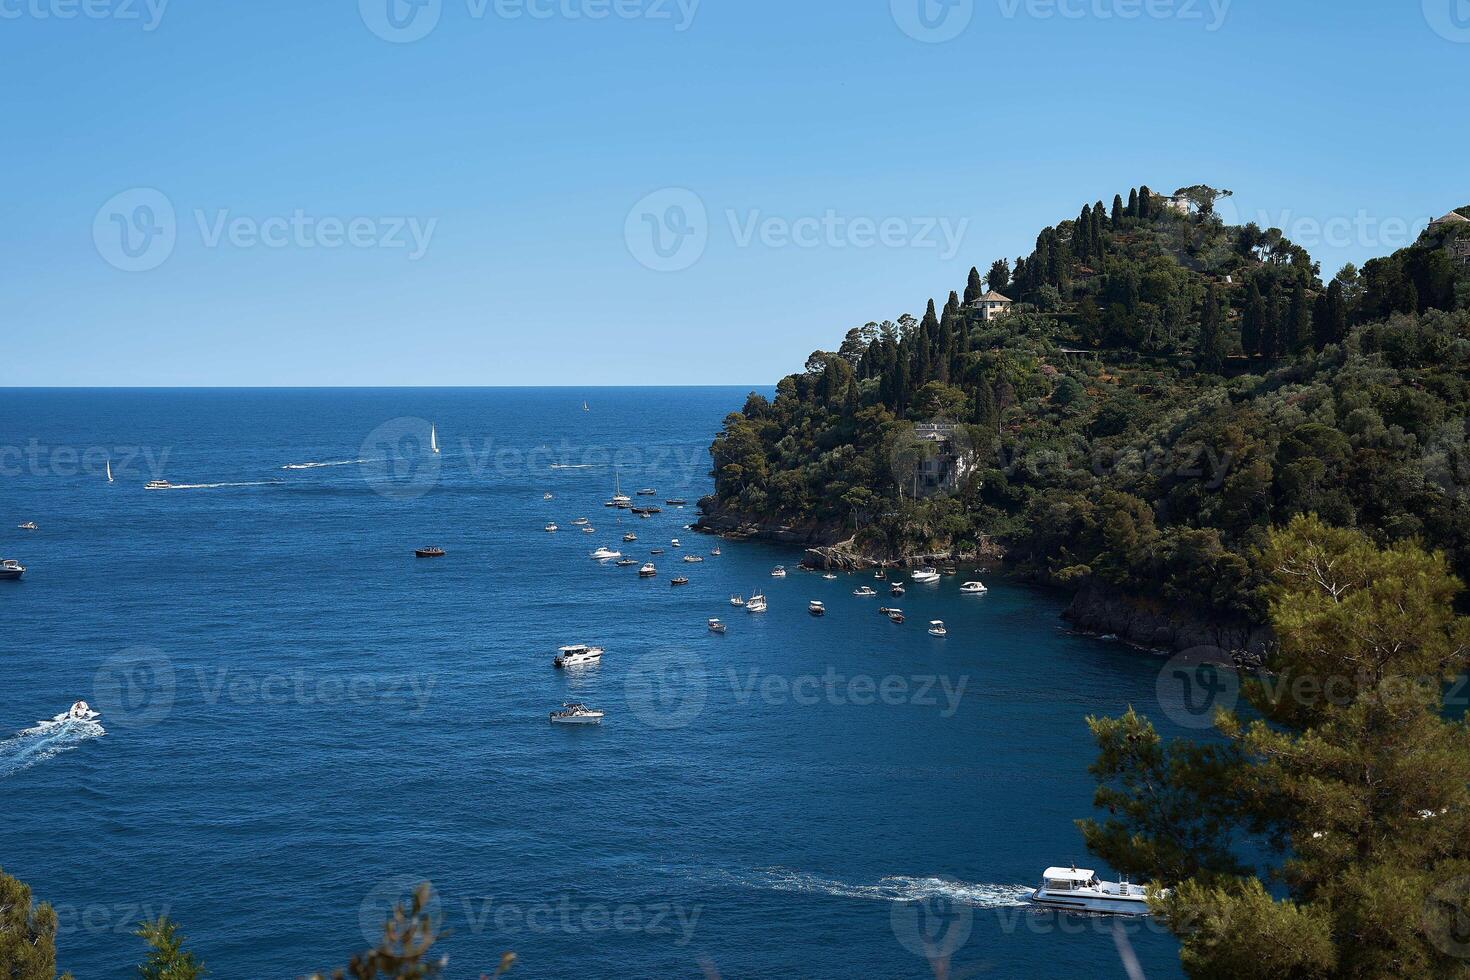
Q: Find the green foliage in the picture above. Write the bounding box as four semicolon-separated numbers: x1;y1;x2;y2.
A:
0;867;70;980
1082;518;1470;978
136;918;204;980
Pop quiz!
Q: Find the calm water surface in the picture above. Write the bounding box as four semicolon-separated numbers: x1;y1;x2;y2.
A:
0;388;1187;978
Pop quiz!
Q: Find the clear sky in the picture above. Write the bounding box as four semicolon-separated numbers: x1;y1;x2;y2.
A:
3;0;1466;386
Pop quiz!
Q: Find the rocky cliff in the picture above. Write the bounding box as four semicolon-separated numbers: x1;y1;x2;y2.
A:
1062;581;1272;663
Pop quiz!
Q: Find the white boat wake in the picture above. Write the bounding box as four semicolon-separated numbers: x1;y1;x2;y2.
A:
282;459;368;470
550;464;602;470
718;868;1033;909
0;714;106;779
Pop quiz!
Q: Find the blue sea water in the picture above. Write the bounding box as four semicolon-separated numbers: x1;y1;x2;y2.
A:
0;388;1189;979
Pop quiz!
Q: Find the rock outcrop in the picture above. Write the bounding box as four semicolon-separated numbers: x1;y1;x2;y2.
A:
1062;581;1272;663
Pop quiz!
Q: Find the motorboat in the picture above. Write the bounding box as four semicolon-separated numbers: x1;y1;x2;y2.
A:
671;576;689;587
928;620;948;637
543;492;554;500
708;618;727;634
590;547;622;561
683;555;704;563
639;563;658;577
66;701;100;722
615;558;637;567
770;566;787;578
637;488;657;496
572;518;590;526
545;523;559;533
961;581;989;594
623;533;638;542
671;539;682;549
852;586;877;597
550;703;605;725
746;592;767;612
638;512;652;519
650;548;665;555
711;547;721;556
665;498;687;506
1029;866;1155;916
730;594;746;607
17;522;37;531
0;560;25;581
808;600;825;617
145;480;171;491
911;567;942;584
415;547;446;558
890;583;906;597
889;610;905;624
582;527;597;534
875;568;887;579
554;644;605;668
942;566;958;576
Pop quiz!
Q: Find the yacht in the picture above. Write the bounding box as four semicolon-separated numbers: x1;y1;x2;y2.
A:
590;547;622;561
911;567;942;584
683;554;704;563
961;581;989;594
730;594;746;607
746;592;767;613
852;586;877;597
623;533;638;542
554;644;605;668
770;566;787;578
808;600;825;617
708;618;727;634
1029;866;1154;916
414;546;446;558
610;473;632;508
66;701;100;722
671;576;689;587
890;583;906;597
430;424;440;455
639;563;657;577
928;620;948;637
545;523;559;533
145;480;171;491
17;522;37;531
550;703;605;726
0;559;25;581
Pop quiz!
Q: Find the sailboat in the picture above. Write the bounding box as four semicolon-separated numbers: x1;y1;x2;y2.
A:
583;401;590;413
105;458;114;483
609;472;631;508
430;424;440;455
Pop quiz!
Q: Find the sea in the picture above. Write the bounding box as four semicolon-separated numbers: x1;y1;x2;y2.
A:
0;388;1192;979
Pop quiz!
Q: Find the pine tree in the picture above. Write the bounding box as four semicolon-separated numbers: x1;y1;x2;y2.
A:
0;869;67;980
986;258;1010;294
136;918;204;980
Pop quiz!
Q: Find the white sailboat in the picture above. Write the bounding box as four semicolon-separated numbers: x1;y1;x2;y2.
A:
610;472;631;507
106;458;114;483
583;401;590;413
430;424;441;455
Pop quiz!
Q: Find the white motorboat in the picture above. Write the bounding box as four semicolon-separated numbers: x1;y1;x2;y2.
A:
639;563;657;577
1029;866;1155;916
683;554;704;563
545;523;559;533
637;488;657;496
17;522;37;531
550;703;605;725
961;581;989;594
145;480;171;491
0;559;25;581
746;592;767;613
911;567;941;584
730;594;746;607
615;558;637;567
543;492;554;500
671;539;682;549
582;527;597;534
430;424;440;455
708;618;727;634
711;547;721;556
623;533;638;542
808;600;825;616
928;620;948;637
66;700;100;722
853;586;877;597
823;573;837;580
590;547;622;561
572;518;590;526
890;583;906;596
770;566;787;578
554;644;605;668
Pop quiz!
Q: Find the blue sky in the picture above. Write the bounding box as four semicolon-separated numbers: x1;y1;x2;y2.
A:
3;0;1467;386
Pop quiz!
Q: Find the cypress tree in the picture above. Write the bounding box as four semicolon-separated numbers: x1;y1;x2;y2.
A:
1289;281;1313;355
1139;185;1153;220
965;267;983;305
1112;194;1124;227
1127;188;1139;219
1242;280;1265;356
1198;284;1225;373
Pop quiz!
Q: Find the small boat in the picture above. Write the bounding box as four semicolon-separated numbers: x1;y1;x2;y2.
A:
708;618;727;634
66;701;100;722
928;620;948;637
543;492;554;500
665;498;687;506
615;558;637;568
671;539;682;549
430;424;441;455
711;548;721;557
683;555;704;563
942;566;958;576
106;459;114;483
17;522;37;531
911;567;941;584
144;480;171;491
590;547;622;561
853;586;877;597
0;559;25;581
545;523;559;533
746;592;767;612
639;563;657;577
1029;866;1155;916
875;568;886;580
888;610;905;624
730;594;746;607
414;547;446;558
650;548;665;556
671;576;690;587
582;527;596;534
550;702;604;725
961;581;989;594
583;401;590;413
890;583;906;597
623;533;638;542
771;566;787;578
554;644;605;668
879;607;891;616
637;488;657;496
572;518;590;526
808;600;825;617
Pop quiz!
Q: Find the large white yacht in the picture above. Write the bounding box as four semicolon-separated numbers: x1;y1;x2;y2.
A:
746;592;767;613
0;559;25;581
1029;866;1155;916
911;567;942;584
590;547;622;561
553;645;605;668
